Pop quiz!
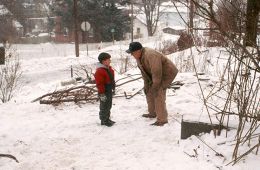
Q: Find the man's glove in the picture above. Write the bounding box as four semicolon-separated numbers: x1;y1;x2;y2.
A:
99;94;107;102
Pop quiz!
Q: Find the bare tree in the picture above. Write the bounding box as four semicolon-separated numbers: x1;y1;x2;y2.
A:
141;0;162;36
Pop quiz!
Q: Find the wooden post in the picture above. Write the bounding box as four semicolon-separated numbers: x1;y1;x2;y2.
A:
73;0;79;57
131;0;134;42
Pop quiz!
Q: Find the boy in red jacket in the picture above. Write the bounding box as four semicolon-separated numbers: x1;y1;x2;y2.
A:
94;52;115;127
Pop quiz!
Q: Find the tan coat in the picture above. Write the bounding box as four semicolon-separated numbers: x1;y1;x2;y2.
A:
136;47;178;123
137;47;178;90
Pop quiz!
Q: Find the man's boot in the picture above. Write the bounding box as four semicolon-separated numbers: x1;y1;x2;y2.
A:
142;113;156;118
150;121;168;126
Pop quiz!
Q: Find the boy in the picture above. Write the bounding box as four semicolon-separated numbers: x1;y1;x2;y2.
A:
94;52;116;127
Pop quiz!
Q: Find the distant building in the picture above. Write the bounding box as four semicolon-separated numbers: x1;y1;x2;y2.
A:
53;16;80;43
162;26;185;35
124;2;188;40
1;0;53;43
160;2;188;30
124;15;149;39
0;5;24;42
21;2;52;35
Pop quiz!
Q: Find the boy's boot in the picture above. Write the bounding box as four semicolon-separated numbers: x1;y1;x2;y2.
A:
108;119;116;124
101;120;113;127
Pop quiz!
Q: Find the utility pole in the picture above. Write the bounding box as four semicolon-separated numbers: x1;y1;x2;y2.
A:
131;0;134;42
73;0;79;57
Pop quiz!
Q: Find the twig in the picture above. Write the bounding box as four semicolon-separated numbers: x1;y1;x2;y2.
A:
115;73;141;83
226;141;260;166
0;154;19;163
116;77;142;87
125;87;144;99
40;97;99;104
184;151;196;158
196;136;224;157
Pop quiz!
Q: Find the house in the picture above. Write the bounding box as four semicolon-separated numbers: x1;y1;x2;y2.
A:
159;2;188;30
21;1;52;36
125;15;149;39
124;2;188;40
124;12;161;40
53;16;79;43
162;26;185;35
0;5;24;43
1;0;52;43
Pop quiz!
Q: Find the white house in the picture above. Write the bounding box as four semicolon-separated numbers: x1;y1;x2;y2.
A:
124;1;188;40
159;1;187;31
130;15;149;39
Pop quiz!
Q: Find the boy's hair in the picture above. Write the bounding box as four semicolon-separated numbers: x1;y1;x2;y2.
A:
98;52;111;63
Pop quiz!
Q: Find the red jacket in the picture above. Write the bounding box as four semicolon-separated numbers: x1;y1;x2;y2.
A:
94;63;115;94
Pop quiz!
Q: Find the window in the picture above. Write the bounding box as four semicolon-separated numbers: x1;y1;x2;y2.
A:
137;27;140;34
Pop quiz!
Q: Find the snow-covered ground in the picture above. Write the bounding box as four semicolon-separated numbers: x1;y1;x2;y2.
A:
0;38;260;170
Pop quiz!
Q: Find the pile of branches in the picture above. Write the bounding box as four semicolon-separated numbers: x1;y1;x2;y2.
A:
32;85;98;104
32;74;184;105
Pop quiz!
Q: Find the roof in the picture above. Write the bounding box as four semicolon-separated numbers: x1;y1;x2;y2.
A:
135;14;147;25
0;5;23;28
0;5;11;15
160;2;188;13
13;20;23;28
163;25;185;30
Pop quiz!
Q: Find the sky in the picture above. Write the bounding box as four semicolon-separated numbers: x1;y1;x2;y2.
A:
0;34;260;170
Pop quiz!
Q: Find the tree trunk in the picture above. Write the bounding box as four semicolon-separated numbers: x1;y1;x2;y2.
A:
245;0;260;46
142;0;161;37
189;0;194;34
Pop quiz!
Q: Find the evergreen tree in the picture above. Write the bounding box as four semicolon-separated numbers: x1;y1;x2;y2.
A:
52;0;130;42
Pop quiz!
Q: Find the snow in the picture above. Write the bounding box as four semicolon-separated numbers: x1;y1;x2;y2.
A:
0;39;260;170
161;2;188;13
38;33;49;37
0;5;10;15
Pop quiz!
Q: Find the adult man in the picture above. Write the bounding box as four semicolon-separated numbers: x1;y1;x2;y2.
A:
126;42;178;126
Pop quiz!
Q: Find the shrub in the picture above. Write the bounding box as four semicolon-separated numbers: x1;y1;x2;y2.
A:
159;40;178;55
177;31;194;51
0;46;22;103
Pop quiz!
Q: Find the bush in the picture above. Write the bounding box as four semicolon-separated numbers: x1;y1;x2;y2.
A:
0;46;22;103
177;31;194;51
159;40;178;55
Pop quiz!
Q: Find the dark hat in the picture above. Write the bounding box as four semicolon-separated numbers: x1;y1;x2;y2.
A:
98;52;111;63
126;42;143;53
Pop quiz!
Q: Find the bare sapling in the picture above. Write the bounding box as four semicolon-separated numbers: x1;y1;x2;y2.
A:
0;46;22;103
172;0;260;164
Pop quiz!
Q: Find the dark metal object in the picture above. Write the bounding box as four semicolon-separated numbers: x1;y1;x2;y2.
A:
181;120;224;139
0;47;5;65
71;65;73;78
